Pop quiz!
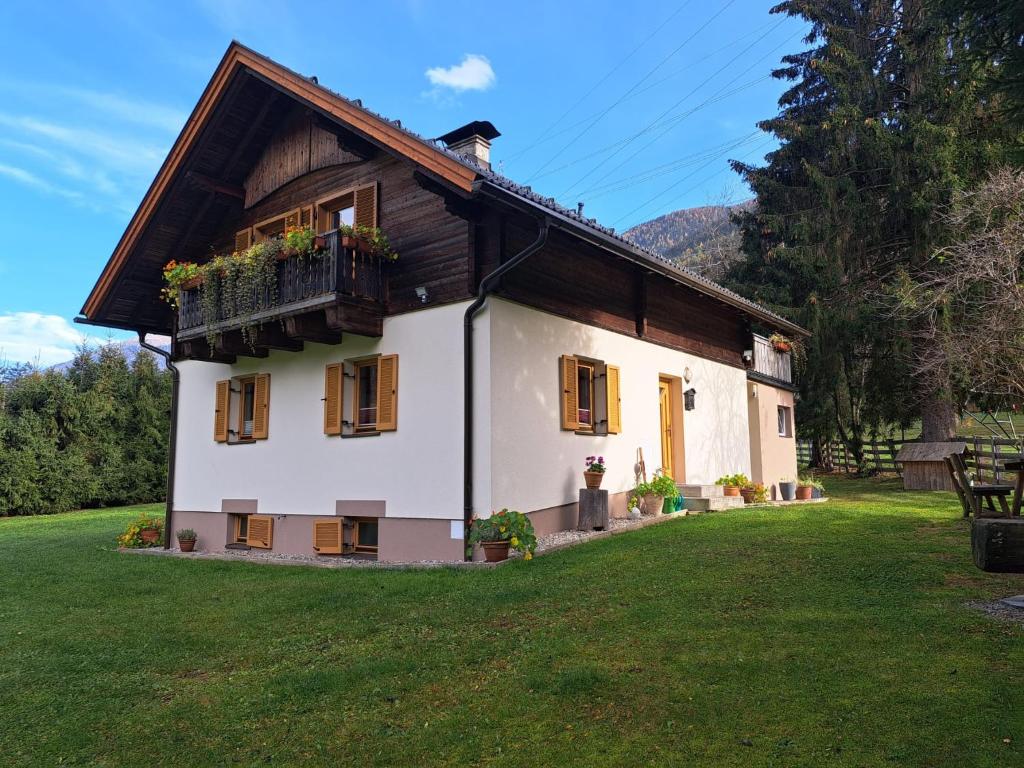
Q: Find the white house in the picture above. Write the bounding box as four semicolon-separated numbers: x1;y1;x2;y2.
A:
79;43;803;562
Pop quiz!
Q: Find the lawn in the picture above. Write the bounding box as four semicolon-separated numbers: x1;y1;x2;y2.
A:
1;478;1022;767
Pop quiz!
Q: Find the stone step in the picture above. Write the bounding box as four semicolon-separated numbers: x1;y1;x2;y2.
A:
677;484;724;499
682;495;746;513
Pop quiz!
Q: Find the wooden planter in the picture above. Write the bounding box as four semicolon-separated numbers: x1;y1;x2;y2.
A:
180;276;203;291
140;527;160;545
722;485;741;497
583;471;604;489
178;538;196;552
772;341;791;353
481;540;511;562
796;485;813;500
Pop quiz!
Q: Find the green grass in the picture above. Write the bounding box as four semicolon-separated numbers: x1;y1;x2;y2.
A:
1;479;1022;767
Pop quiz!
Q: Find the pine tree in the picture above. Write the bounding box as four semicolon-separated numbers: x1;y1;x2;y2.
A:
727;0;1019;457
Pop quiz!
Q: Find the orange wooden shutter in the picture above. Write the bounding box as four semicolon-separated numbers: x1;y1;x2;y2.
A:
214;379;230;442
560;355;579;431
324;363;343;435
300;205;313;229
248;515;273;549
252;373;270;440
234;228;252;253
354;183;378;230
312;519;342;554
606;364;622;434
284;209;301;233
376;354;398;431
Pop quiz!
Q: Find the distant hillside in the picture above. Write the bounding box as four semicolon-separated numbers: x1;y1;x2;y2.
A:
624;200;752;279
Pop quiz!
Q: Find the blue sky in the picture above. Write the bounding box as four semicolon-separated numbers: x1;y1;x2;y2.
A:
0;0;806;364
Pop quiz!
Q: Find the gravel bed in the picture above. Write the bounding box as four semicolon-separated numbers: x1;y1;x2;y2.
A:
967;599;1024;625
534;513;685;554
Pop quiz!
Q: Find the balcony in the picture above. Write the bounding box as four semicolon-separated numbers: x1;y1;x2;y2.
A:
749;333;793;385
177;230;386;360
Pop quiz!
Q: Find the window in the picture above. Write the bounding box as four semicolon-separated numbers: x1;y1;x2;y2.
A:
354;519;379;554
214;374;270;443
238;376;256;439
778;405;792;438
559;355;621;434
232;514;249;544
577;362;595;431
332;203;354;230
323;355;398;436
316;183;378;233
353;359;379;432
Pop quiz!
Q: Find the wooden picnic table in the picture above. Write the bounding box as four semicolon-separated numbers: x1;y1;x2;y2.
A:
1001;458;1024;516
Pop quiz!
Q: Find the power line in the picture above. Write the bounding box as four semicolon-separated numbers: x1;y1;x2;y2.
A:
523;0;738;183
500;20;778;164
577;131;763;201
511;0;696;159
523;75;771;185
559;18;791;200
613;136;776;227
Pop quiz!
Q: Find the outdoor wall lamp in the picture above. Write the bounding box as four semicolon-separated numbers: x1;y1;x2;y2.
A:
684;388;696;411
683;366;693;383
415;286;429;303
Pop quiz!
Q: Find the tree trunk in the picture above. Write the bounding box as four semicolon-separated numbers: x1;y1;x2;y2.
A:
919;393;958;441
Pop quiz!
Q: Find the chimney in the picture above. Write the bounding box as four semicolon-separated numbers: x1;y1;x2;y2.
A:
437;120;501;170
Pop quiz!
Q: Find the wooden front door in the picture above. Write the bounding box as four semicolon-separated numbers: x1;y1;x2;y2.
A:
659;379;674;478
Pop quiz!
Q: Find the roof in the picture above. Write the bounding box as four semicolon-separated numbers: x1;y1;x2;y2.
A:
895;442;968;462
81;41;807;339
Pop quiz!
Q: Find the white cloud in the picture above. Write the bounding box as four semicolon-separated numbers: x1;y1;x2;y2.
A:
0;313;109;367
425;54;496;92
0;162;84;203
59;87;186;133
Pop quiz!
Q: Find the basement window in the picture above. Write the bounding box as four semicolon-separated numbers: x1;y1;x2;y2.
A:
353;519;379;554
232;514;249;545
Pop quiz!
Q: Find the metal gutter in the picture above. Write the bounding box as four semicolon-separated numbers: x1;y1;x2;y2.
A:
463;217;549;559
137;331;180;549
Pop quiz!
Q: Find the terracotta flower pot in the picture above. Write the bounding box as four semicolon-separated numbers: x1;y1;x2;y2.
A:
180;276;202;291
140;527;160;545
772;341;791;353
481;540;511;562
722;485;741;497
642;493;664;516
740;487;756;504
178;538;196;552
584;471;604;489
313;235;327;251
796;485;813;500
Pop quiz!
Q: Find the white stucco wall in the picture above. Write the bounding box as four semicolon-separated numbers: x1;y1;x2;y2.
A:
483;298;751;514
174;302;470;520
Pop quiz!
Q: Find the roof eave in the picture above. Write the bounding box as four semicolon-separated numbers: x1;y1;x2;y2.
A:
474;180;809;338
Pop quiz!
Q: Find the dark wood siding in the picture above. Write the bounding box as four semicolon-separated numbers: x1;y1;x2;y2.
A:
192;151;472;316
495;213;747;367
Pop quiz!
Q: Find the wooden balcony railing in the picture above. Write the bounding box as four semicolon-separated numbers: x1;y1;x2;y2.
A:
751;333;793;384
177;230;386;335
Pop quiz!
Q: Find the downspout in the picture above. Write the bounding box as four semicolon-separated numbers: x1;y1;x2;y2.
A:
138;330;180;550
463;216;549;559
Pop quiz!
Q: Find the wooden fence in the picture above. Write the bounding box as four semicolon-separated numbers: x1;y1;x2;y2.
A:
797;436;1023;482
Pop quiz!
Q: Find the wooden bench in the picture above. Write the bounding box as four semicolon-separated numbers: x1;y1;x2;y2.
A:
945;454;1013;517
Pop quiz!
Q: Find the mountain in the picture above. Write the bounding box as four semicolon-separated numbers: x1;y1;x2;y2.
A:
49;338;171;372
624;200;752;280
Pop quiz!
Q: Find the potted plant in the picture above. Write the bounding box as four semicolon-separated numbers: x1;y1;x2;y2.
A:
810;478;825;499
176;528;197;552
779;477;797;501
769;333;792;353
635;471;678;516
796;475;815;500
715;473;748;497
117;513;163;549
740;484;756;504
584;455;606;489
469;508;537;562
